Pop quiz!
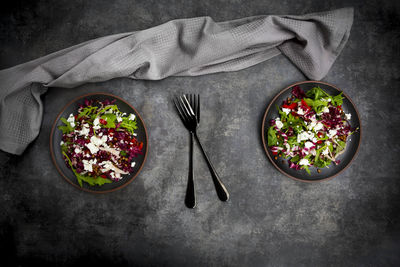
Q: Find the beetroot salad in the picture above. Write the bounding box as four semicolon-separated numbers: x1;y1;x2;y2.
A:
58;99;143;187
267;86;357;174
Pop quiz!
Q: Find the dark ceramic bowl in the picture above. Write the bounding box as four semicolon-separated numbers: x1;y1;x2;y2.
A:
261;81;361;182
50;92;148;193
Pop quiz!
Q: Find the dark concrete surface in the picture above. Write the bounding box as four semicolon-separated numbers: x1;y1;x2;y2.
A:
1;0;400;266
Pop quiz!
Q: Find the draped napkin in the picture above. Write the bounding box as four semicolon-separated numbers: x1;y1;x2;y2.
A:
0;8;353;155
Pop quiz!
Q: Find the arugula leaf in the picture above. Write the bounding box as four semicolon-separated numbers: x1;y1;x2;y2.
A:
305;86;330;100
58;117;74;134
96;105;119;117
61;144;68;153
267;126;278;146
100;113;116;128
331;92;344;106
120;117;137;135
335;140;346;154
77;174;113;186
78;106;98;119
290;155;300;163
303;98;329;113
303;166;311;175
314;157;332;168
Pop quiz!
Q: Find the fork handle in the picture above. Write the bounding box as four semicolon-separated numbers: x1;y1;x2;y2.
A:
194;133;229;201
185;132;196;208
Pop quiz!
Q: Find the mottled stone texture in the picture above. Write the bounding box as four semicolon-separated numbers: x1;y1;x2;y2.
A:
0;0;399;266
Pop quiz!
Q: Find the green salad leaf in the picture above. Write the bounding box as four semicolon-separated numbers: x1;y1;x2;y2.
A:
267;126;278;146
100;113;117;128
58;117;74;134
305;86;329;100
303;98;329;113
120;117;137;135
78;106;98;119
335;140;346;154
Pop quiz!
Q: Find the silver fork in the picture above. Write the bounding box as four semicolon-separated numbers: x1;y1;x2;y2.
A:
174;94;229;207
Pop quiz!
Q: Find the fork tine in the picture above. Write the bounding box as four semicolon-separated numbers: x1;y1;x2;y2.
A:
181;95;195;116
197;94;200;122
178;96;192;120
174;97;188;124
191;94;196;118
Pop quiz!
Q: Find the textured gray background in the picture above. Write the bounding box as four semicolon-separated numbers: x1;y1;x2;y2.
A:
0;0;399;266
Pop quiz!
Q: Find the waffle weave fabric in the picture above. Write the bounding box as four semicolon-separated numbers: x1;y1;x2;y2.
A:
0;8;353;155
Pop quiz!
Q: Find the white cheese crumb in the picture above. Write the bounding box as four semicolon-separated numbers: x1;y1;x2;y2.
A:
282;108;291;115
304;141;314;149
131;162;136;168
345;113;352;120
297;107;305;115
327;130;337;138
86;143;99;154
82;159;96;172
314;122;324;131
67;113;75;127
299;159;310;166
128;113;136;121
275;120;284;129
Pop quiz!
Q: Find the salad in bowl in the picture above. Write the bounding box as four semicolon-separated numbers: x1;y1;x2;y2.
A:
267;85;357;174
58;98;143;187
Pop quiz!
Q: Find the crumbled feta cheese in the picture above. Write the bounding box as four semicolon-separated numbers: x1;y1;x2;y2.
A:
322;147;330;155
299;159;310;166
117;116;123;122
86;143;99;154
312;137;318;143
82;159;96;172
314;122;324;131
275;120;284;129
77;124;90;136
297;107;305;115
74;148;81;154
307;121;316;130
297;131;314;143
128;113;136;121
60;141;64;146
90;135;107;146
131;162;136;168
345;113;352;120
67;113;75;127
99;160;128;178
304;141;314;149
282;108;291;115
322;107;329;113
327;130;337;138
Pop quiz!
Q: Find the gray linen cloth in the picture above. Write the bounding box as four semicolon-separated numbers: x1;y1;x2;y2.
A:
0;8;353;155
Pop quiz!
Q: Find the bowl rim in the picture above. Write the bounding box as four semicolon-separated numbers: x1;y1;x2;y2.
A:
261;80;362;183
49;92;149;193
